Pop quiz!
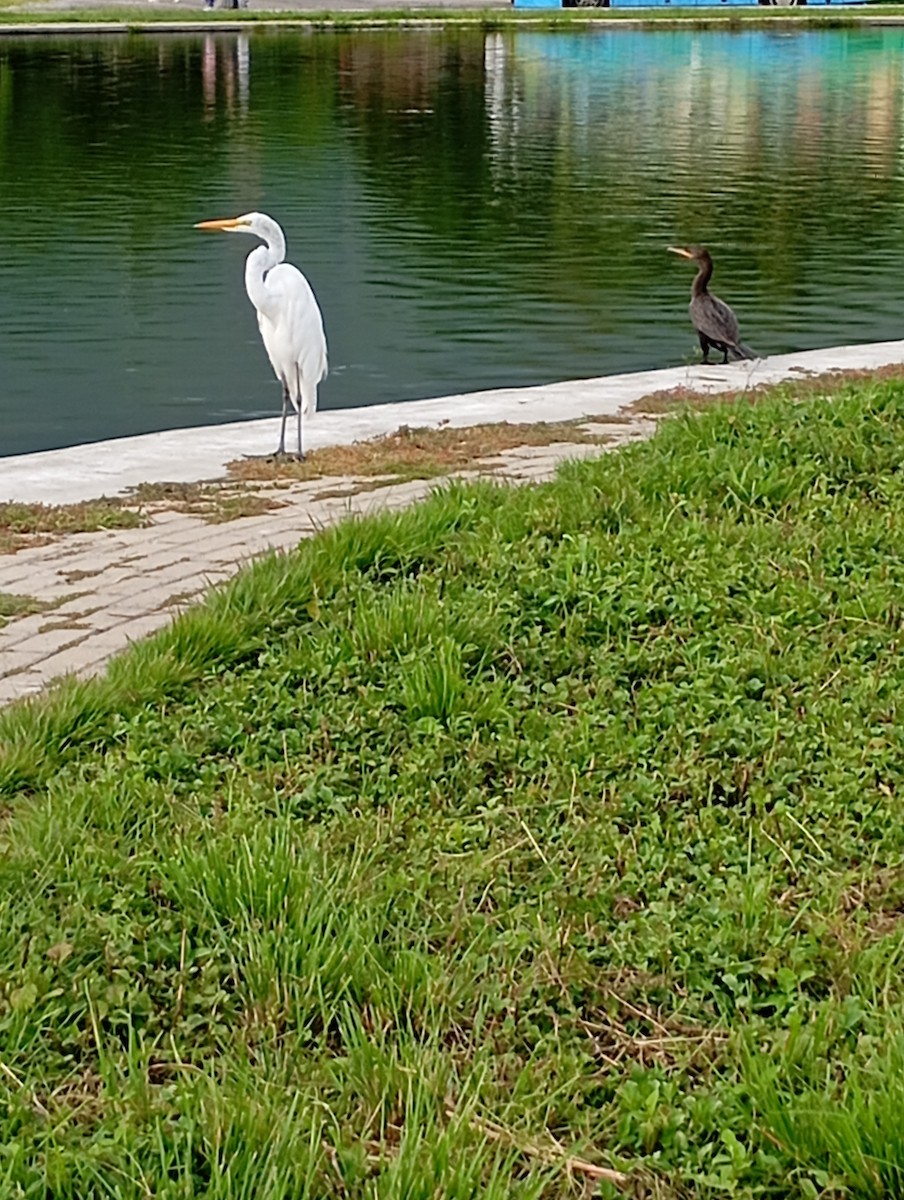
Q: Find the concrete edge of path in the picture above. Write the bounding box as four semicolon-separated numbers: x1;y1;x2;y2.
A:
1;340;902;708
0;426;658;707
3;340;904;507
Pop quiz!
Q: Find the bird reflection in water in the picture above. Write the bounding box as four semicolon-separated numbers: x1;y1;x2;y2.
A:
201;33;250;121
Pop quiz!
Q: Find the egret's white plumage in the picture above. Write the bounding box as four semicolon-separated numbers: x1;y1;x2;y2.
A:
196;211;327;458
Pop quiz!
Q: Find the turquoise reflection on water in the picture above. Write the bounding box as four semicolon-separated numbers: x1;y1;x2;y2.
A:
1;26;904;455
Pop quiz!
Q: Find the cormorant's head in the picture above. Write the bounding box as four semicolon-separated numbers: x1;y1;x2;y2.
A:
667;245;712;266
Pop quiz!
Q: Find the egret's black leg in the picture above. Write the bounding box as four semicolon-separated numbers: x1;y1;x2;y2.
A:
297;400;305;462
276;385;290;457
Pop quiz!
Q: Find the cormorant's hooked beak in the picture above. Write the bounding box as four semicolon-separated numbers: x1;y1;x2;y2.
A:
667;246;694;259
195;217;247;233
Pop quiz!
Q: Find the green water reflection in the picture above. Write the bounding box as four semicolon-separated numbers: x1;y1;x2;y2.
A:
2;27;903;455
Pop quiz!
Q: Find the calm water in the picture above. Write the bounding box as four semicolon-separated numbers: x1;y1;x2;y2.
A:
2;26;904;456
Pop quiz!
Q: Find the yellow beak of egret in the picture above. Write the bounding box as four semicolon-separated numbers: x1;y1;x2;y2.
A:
195;217;246;232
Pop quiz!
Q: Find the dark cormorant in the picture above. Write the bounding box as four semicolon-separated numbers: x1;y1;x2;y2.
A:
668;245;756;364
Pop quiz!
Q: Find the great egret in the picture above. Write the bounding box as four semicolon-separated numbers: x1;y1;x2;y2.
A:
195;211;327;458
667;246;756;364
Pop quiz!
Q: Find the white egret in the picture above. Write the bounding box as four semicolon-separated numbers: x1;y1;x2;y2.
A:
195;211;327;459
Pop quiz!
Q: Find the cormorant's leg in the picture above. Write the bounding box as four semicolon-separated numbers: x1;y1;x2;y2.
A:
276;385;290;456
721;346;729;365
699;333;711;364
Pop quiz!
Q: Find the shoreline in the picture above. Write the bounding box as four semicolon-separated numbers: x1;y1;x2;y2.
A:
4;340;904;506
2;342;903;706
6;6;904;32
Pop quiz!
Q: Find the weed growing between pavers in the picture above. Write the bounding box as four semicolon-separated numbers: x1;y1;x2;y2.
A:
0;500;145;555
0;591;51;628
2;377;904;1195
226;419;615;485
127;480;287;523
0;422;611;553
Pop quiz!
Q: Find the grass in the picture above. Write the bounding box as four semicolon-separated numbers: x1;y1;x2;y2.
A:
1;376;904;1195
0;482;281;557
0;500;145;556
128;480;287;523
627;364;904;417
0;591;48;629
227;419;614;485
0;421;611;553
747;1017;904;1197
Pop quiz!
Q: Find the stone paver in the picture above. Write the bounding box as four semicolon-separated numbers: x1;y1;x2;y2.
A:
7;342;904;508
4;338;904;708
0;426;648;707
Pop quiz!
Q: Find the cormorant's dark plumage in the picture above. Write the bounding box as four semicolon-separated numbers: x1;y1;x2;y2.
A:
668;245;755;364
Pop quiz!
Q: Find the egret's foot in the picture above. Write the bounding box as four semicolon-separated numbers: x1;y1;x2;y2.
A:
240;449;306;463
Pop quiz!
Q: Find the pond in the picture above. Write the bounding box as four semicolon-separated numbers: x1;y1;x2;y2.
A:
2;25;904;456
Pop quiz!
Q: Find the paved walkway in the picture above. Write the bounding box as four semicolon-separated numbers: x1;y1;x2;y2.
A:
6;343;901;507
0;427;651;707
3;340;904;709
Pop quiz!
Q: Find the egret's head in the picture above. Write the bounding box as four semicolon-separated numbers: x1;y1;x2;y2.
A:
195;212;263;236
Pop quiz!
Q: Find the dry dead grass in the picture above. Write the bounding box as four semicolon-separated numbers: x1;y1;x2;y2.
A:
627;364;904;415
0;483;286;558
0;591;77;630
125;481;286;524
0;592;47;629
7;372;903;556
226;420;614;483
0;500;145;556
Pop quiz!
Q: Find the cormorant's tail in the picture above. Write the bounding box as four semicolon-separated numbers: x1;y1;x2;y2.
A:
729;342;757;361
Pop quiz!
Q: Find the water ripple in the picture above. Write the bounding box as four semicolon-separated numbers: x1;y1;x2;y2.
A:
2;27;904;455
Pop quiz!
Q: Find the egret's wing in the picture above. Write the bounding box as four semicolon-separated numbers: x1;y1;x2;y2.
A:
256;263;328;407
264;263;328;380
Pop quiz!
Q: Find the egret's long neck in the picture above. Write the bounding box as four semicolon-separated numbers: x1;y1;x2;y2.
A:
244;227;285;316
691;256;713;298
